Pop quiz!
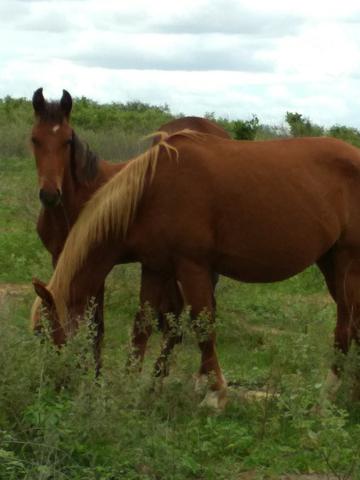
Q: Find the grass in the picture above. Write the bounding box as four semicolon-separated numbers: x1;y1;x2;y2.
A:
1;151;360;479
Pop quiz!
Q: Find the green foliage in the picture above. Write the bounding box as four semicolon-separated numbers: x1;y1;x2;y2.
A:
328;124;360;148
0;156;51;282
3;95;360;161
286;110;360;149
286;111;325;137
203;112;234;138
2;98;360;478
71;97;172;133
1;286;360;479
233;115;260;140
0;96;33;125
255;123;289;140
0;96;174;161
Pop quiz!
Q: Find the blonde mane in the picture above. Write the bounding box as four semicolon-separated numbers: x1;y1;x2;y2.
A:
31;130;198;330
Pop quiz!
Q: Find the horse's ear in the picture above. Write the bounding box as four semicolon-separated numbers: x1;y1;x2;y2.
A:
60;89;72;118
32;88;46;115
32;278;54;308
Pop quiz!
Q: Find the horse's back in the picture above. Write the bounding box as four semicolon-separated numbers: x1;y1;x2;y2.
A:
141;135;360;282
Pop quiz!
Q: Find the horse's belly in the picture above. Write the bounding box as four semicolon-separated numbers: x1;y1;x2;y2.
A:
215;249;317;283
214;222;337;283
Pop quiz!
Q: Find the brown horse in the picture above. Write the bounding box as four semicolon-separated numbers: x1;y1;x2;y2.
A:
31;88;229;375
32;131;360;408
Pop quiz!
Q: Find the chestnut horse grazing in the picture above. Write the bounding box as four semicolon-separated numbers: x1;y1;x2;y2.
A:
31;88;229;375
32;131;360;408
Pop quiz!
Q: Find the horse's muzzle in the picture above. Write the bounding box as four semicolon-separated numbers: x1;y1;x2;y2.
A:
39;188;62;208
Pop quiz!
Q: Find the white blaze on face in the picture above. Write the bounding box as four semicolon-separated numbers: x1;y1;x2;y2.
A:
52;125;60;133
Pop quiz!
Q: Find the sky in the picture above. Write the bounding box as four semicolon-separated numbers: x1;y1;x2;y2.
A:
1;0;360;127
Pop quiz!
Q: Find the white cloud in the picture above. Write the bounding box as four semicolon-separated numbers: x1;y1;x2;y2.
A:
67;33;273;72
1;0;360;127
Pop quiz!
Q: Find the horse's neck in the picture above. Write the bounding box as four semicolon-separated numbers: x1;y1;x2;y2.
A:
98;158;127;180
66;237;125;317
37;168;89;257
45;160;123;222
37;206;70;261
59;167;86;220
63;156;127;210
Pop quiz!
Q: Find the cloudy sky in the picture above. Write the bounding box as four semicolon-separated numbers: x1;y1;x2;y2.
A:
2;0;360;127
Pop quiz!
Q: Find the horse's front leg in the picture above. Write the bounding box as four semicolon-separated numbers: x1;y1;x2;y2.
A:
126;266;164;372
333;257;360;397
153;277;184;377
153;272;219;378
176;259;226;409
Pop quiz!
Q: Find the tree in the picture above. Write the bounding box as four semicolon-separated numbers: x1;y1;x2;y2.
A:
233;115;259;140
327;125;360;148
285;112;324;137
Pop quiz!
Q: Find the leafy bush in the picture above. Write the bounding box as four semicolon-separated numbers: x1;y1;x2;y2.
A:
328;124;360;148
286;111;325;137
233;115;260;140
2;96;360;478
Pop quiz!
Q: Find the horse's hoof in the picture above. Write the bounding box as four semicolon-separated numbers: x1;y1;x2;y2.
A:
194;373;208;393
199;388;228;410
322;369;342;400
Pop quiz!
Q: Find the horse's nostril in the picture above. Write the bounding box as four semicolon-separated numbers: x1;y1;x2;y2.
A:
39;189;61;207
39;189;46;202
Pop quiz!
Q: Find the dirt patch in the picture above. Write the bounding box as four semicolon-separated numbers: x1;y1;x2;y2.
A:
240;321;292;337
238;474;339;480
0;283;31;306
228;385;279;402
280;476;338;480
239;293;334;338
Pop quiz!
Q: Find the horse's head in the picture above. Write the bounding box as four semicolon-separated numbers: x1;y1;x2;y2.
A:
31;88;73;208
32;278;66;346
31;88;99;208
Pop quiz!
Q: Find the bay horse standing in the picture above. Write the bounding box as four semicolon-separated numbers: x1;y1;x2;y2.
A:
31;88;230;375
32;131;360;408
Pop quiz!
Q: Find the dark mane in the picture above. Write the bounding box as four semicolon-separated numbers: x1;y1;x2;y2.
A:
82;146;99;182
70;131;99;183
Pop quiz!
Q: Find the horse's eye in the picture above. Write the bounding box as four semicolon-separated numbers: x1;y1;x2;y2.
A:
65;138;73;146
31;137;40;146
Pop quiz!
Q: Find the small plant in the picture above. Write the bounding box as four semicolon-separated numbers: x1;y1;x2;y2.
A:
286;111;324;137
233;115;259;140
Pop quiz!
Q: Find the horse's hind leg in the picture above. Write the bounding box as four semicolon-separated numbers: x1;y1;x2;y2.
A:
176;259;226;409
322;251;360;398
333;252;360;352
317;250;337;301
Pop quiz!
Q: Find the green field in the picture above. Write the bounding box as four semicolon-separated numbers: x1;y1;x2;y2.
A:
1;113;360;479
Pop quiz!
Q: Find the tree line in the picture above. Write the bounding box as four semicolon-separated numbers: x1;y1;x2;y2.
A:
1;95;360;159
